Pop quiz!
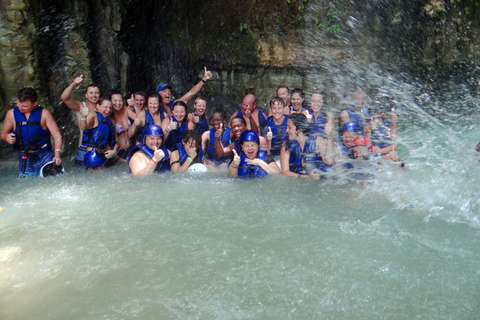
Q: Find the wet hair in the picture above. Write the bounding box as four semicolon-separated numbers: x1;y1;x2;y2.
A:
269;97;285;108
110;92;123;100
133;91;146;98
210;108;226;122
289;113;309;135
97;96;111;105
291;88;305;99
311;91;326;103
231;115;247;126
195;96;207;104
276;86;290;94
17;87;37;103
182;130;202;149
85;84;100;94
172;101;188;121
147;93;159;101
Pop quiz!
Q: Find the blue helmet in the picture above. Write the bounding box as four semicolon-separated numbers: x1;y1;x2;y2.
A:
341;121;359;133
84;150;107;169
144;124;163;137
240;130;259;144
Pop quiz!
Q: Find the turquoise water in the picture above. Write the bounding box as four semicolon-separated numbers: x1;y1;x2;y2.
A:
1;112;480;319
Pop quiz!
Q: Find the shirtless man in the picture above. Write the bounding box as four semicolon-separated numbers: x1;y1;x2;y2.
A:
228;94;267;135
60;74;100;164
157;67;213;117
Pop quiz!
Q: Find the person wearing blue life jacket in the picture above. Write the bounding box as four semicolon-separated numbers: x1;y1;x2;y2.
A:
157;67;213;117
290;88;308;114
133;93;166;144
366;107;401;161
228;94;267;135
280;113;335;179
161;101;194;151
339;89;370;137
202;109;232;167
80;97;118;169
169;130;204;173
188;96;209;135
128;124;171;176
335;122;359;157
260;97;289;157
304;91;332;138
216;116;268;160
228;130;280;178
1;87;63;177
111;92;137;161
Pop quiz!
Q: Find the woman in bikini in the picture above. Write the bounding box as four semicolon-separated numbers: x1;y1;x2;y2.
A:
111;93;137;161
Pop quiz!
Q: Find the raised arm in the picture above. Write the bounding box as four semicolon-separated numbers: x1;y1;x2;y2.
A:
176;67;213;104
60;75;84;112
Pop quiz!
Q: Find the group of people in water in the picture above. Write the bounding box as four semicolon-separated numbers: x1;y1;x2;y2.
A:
1;67;404;179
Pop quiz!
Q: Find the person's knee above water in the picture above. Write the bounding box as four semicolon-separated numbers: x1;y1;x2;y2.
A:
228;130;280;178
128;124;170;176
169;130;204;173
1;87;63;177
81;97;118;170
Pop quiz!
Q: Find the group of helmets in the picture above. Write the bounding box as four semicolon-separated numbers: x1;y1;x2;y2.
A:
84;125;164;169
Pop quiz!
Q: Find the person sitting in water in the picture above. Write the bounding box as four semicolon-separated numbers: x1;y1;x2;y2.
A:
365;107;400;161
161;101;194;151
336;121;359;157
128;124;170;176
126;91;146;115
202;109;232;166
157;67;213;117
60;74;100;165
111;92;138;161
80;97;118;169
169;130;204;173
290;88;307;114
216;116;268;159
228;130;280;178
260;97;289;157
303;91;333;138
228;94;267;135
188;96;209;135
280;113;335;178
338;89;370;137
1;87;63;177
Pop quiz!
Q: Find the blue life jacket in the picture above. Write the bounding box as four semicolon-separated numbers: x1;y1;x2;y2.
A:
176;142;203;166
342;107;368;135
370;121;392;149
165;117;187;151
13;107;52;152
307;109;327;136
192;113;209;135
128;143;170;172
264;116;288;157
205;128;232;164
237;149;268;178
234;108;267;126
82;112;115;149
137;110;165;143
288;136;330;174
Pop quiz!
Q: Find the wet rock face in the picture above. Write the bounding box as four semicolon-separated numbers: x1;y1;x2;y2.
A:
0;0;479;145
